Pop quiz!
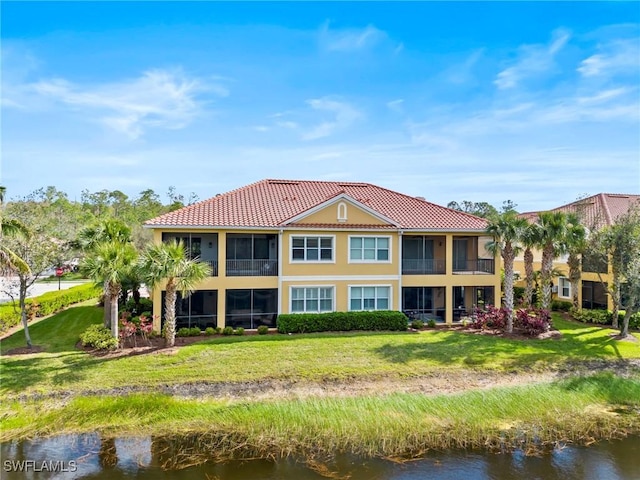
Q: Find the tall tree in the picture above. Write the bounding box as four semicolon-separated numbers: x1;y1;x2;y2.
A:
138;240;211;347
534;211;574;311
75;219;133;328
591;205;640;337
521;223;539;307
0;187;31;275
486;211;529;333
82;241;137;339
564;213;587;310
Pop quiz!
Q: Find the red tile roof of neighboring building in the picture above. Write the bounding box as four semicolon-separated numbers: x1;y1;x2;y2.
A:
146;179;489;231
519;193;640;230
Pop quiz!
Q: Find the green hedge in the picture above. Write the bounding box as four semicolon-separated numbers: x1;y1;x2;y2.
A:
551;300;572;312
571;308;640;330
0;283;102;333
277;310;408;334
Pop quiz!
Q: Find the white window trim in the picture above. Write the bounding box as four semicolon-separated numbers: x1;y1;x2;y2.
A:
558;277;571;299
348;235;392;264
290;285;335;313
348;284;392;311
289;235;336;264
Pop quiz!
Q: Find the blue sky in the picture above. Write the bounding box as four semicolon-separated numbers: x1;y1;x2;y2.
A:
2;2;639;212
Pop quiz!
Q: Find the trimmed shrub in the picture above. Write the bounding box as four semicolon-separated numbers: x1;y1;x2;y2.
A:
189;327;202;337
234;327;245;336
222;326;234;336
276;310;408;334
515;308;552;336
257;325;269;335
551;300;572;312
572;309;612;325
79;324;118;350
426;318;437;328
410;320;424;330
205;327;216;336
176;327;191;337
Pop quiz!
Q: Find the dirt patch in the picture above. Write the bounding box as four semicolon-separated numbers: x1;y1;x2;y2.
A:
12;359;640;405
2;345;46;355
609;333;639;343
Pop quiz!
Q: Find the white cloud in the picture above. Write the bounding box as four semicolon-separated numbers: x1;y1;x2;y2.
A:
21;69;221;138
386;99;404;112
578;38;640;77
302;97;361;140
319;21;387;52
494;29;571;89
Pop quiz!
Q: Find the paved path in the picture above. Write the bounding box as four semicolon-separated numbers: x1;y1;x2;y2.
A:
0;278;92;304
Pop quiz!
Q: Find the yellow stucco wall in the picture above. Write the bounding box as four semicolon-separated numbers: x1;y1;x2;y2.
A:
149;228;502;329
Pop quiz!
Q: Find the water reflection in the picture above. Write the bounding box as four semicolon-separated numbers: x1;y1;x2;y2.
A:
1;435;639;479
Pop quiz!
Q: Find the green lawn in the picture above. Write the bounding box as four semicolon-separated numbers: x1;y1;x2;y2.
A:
1;306;638;399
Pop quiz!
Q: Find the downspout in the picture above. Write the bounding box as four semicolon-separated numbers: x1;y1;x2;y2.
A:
278;229;283;315
398;230;403;312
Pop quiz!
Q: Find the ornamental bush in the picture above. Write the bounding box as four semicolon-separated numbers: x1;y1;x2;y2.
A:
276;310;408;334
176;327;191;337
571;308;612;325
79;324;118;350
257;325;269;335
222;326;234;336
551;300;572;311
515;308;552;336
470;305;507;330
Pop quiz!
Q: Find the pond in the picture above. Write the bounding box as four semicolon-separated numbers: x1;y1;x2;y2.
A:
2;434;639;479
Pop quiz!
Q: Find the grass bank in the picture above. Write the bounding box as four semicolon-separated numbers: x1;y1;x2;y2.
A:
1;307;639;399
2;373;639;459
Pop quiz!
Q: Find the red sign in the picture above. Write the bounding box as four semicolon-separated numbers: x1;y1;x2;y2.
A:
55;267;64;277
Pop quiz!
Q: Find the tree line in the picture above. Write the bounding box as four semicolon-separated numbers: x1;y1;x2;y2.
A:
0;186;207;349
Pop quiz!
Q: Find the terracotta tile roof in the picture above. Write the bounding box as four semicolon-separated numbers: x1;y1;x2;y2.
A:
519;193;640;230
146;179;488;231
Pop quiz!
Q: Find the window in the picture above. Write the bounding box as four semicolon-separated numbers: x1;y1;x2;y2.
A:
559;277;571;298
350;237;390;262
291;287;334;313
291;236;333;261
350;286;390;311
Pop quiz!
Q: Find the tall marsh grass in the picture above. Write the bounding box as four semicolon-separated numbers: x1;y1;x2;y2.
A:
3;373;639;462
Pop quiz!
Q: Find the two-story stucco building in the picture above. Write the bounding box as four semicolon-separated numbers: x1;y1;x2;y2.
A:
515;193;640;310
144;179;501;331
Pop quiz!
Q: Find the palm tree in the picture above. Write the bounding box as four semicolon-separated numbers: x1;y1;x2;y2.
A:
75;219;133;328
82;241;137;339
521;223;539;307
138;239;211;347
534;211;572;311
0;187;30;275
486;211;529;333
564;213;587;310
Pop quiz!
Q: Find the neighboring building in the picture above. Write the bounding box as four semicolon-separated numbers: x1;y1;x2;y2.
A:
144;179;500;331
516;193;640;310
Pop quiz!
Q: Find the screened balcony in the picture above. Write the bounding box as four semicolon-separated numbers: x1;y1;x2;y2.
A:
225;234;278;277
162;232;218;276
452;236;495;274
402;236;446;275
